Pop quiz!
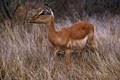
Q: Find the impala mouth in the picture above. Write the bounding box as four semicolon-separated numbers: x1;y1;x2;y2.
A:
27;18;37;23
27;18;45;24
27;18;33;23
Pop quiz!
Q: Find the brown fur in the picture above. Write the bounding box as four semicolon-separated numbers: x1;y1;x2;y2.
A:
28;9;95;67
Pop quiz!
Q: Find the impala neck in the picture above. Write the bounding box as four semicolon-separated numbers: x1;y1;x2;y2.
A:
47;17;56;34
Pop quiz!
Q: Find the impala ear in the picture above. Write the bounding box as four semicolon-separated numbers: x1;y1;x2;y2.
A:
38;4;49;15
49;8;54;17
44;5;54;17
44;4;49;7
38;5;54;17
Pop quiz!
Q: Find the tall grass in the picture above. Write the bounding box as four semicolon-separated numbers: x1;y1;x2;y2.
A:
0;15;120;80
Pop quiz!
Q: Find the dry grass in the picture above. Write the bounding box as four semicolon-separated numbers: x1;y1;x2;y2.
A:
0;15;120;80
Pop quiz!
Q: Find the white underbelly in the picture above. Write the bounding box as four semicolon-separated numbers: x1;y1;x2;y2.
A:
67;36;88;49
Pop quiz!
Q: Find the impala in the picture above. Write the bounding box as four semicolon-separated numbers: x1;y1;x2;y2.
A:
28;5;95;66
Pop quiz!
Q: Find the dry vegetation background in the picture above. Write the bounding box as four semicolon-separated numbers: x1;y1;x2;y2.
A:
0;0;120;80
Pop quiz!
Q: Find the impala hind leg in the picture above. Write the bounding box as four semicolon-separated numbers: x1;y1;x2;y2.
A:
65;49;70;67
88;32;95;51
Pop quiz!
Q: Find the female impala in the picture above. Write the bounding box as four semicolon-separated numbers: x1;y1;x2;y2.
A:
28;6;95;66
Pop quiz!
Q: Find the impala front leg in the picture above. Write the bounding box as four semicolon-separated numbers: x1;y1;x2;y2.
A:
65;49;70;66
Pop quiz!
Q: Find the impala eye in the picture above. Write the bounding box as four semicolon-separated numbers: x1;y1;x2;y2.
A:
39;10;51;16
40;12;44;15
39;10;45;15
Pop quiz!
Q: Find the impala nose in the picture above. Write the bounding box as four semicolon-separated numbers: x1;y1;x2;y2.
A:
27;18;32;23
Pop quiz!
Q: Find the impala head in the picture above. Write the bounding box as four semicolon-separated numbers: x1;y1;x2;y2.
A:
28;5;54;24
